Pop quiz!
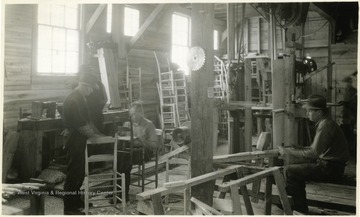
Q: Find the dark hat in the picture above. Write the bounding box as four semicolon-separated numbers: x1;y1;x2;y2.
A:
342;76;352;83
78;65;99;87
302;94;327;110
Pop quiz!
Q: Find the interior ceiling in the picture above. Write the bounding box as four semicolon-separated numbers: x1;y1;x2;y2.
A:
182;2;358;42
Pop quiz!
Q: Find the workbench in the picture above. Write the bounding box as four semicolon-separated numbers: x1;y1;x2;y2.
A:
16;109;129;180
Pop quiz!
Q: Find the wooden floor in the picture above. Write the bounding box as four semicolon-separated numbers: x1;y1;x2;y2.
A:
3;142;357;215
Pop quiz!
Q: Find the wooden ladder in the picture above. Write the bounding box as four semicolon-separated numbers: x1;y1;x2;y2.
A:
214;56;229;137
173;70;190;126
118;54;142;109
154;51;177;130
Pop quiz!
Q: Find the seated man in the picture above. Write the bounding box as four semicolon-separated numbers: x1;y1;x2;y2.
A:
116;101;158;202
278;94;349;214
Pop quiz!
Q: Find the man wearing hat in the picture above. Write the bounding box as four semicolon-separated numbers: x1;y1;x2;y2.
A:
278;94;349;214
62;64;103;215
340;75;357;160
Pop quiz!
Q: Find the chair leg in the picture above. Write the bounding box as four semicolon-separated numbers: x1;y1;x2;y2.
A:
142;161;145;192
155;155;158;188
84;146;89;215
121;173;127;214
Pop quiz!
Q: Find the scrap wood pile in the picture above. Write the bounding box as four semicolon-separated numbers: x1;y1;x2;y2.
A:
2;182;46;203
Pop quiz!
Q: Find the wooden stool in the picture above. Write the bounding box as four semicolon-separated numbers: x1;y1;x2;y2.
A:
84;136;126;214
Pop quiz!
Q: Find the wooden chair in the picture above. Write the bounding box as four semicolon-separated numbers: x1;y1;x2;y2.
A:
84;136;126;214
117;128;162;192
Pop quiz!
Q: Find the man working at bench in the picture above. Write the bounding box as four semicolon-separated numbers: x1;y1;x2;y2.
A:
115;101;158;202
278;94;349;214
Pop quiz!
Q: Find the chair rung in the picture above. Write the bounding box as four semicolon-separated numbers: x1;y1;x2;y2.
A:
88;177;122;182
89;172;114;177
88;154;114;162
88;204;120;210
89;185;114;189
89;197;114;202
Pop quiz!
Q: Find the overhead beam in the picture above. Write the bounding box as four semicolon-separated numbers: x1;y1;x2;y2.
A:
128;4;166;50
85;4;106;34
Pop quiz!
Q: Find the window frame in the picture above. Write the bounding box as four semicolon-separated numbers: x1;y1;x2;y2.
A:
124;6;140;37
33;4;83;77
171;12;191;75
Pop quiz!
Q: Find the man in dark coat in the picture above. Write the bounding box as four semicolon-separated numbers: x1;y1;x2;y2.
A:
62;65;103;215
279;95;349;214
340;75;357;160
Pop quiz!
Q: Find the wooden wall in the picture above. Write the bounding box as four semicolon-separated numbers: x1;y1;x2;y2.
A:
4;5;76;130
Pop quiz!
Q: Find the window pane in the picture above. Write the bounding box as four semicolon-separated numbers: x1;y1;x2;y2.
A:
106;4;112;33
38;4;51;25
51;5;64;27
171;45;189;74
214;30;219;50
172;14;188;32
38;25;52;49
53;27;66;51
65;7;78;29
37;49;52;73
52;50;65;73
66;51;79;73
66;29;79;51
124;7;139;36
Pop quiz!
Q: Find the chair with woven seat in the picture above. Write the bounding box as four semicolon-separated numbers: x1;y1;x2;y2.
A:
84;136;126;214
117;128;163;192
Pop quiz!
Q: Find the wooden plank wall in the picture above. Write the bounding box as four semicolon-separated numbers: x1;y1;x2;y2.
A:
303;11;331;98
331;44;357;123
245;16;284;55
302;11;357;122
4;5;76;131
85;4;174;127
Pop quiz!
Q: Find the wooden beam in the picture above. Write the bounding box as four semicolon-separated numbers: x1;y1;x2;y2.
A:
213;149;279;164
303;62;335;81
112;5;126;59
190;3;215;206
227;3;236;154
136;165;243;201
221;29;227;42
218;167;280;192
129;4;166;50
85;4;106;34
257;17;261;53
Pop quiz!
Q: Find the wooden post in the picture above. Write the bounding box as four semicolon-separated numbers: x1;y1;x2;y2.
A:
111;5;126;59
272;60;285;148
227;3;236;153
190;3;215;206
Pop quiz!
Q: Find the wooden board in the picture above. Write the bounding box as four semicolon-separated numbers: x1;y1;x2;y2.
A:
2;131;20;182
97;48;121;108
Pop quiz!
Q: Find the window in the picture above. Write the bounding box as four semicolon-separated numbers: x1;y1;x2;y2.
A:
214;30;219;50
37;4;80;74
124;7;139;36
171;13;190;75
106;4;112;33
